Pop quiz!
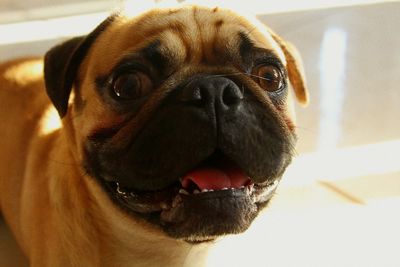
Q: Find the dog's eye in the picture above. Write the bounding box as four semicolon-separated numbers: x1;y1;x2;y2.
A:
112;72;152;100
253;65;284;92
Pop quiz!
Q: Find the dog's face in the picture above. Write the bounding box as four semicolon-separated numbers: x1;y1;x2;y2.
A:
44;6;308;243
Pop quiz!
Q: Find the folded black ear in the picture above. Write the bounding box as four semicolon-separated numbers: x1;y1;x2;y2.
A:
44;37;85;117
44;14;117;118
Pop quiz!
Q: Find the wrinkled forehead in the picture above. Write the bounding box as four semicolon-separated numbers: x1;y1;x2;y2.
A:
85;6;285;76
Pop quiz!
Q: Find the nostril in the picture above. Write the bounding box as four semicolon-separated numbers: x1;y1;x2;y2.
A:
222;84;243;107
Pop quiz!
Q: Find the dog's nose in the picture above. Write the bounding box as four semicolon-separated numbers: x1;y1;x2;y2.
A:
180;76;243;109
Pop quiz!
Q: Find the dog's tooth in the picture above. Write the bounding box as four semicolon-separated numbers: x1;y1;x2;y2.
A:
193;189;200;194
208;189;214;192
116;182;129;196
222;187;228;190
201;189;208;193
246;184;255;193
179;189;189;195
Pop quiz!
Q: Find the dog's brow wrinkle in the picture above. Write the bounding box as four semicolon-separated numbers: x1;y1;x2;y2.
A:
238;31;255;59
215;19;224;27
192;6;206;63
141;40;168;70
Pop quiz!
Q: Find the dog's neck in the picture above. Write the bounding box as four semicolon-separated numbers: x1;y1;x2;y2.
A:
96;229;210;267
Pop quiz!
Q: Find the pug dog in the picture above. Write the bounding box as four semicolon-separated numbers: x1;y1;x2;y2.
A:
0;4;308;267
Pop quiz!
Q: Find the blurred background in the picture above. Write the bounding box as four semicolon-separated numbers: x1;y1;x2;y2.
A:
1;0;399;266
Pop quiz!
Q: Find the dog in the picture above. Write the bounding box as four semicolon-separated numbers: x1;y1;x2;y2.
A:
0;4;308;266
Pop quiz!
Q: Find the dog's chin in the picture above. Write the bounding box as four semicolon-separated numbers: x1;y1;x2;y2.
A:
97;154;280;243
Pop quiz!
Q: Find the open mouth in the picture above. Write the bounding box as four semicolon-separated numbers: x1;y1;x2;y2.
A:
101;151;280;241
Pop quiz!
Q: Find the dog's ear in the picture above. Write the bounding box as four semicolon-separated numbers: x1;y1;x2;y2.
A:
44;15;117;117
44;37;85;117
270;33;309;106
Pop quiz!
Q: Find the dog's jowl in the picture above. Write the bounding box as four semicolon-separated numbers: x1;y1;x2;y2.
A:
0;4;308;266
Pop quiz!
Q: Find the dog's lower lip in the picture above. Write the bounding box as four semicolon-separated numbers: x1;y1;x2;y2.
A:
107;178;279;213
163;179;278;211
100;176;280;241
158;180;279;227
162;185;254;212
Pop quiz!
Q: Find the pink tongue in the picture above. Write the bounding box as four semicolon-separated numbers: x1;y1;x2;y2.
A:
181;165;251;191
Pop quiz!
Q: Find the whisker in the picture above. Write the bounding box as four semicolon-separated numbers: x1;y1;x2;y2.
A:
206;72;245;78
246;73;274;81
207;72;274;82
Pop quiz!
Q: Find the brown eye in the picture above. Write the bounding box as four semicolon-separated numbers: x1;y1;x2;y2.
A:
253;65;284;92
113;72;152;100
